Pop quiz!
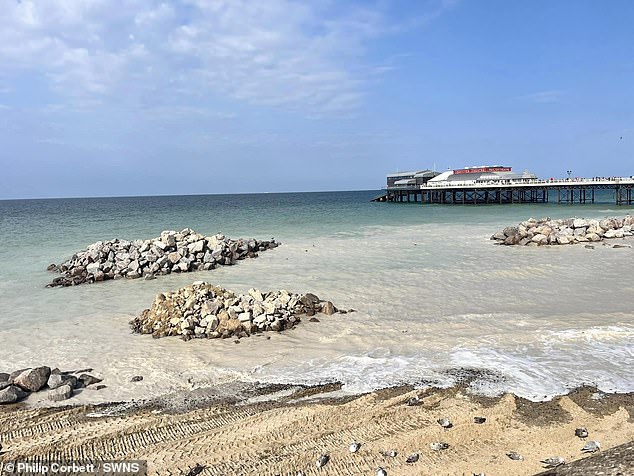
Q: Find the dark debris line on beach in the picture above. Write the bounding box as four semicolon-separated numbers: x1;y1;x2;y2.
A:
534;440;634;476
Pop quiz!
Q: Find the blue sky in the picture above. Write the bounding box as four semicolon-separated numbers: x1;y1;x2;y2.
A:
0;0;632;199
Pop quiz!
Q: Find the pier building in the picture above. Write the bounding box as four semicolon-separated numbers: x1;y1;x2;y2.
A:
375;165;634;205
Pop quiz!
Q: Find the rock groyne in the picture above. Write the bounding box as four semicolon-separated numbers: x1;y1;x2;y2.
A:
0;367;103;404
130;282;343;340
491;215;634;246
47;229;279;287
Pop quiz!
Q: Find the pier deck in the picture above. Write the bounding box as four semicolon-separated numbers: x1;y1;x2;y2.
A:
381;177;634;205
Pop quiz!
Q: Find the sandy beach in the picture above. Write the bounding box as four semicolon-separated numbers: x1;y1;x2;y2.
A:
1;384;632;475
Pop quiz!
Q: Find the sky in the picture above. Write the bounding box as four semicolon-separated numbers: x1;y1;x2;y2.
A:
0;0;633;199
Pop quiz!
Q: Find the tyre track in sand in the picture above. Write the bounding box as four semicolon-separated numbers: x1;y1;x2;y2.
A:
0;387;633;476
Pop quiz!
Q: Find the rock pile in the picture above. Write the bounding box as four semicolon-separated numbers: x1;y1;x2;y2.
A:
131;282;343;340
491;215;634;246
47;229;280;287
0;367;103;404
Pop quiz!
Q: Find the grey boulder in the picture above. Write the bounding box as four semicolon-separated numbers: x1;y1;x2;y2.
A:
48;384;73;402
322;301;336;315
13;367;51;392
9;368;30;381
0;385;29;404
79;374;103;387
47;370;78;390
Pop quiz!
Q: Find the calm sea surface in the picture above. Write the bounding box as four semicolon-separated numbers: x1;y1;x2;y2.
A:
0;190;633;402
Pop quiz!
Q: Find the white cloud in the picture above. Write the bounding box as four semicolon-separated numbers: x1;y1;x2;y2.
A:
35;138;68;146
144;105;237;120
518;90;563;104
0;0;451;116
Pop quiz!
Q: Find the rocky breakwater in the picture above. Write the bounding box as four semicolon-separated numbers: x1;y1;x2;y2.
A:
0;367;103;404
47;229;279;287
491;215;634;246
130;282;344;340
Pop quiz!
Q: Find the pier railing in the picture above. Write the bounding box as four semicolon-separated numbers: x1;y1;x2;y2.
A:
380;176;634;205
420;177;634;189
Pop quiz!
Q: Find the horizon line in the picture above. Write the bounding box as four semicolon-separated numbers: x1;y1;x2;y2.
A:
0;188;383;202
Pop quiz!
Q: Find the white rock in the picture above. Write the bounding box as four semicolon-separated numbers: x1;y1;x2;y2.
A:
154;240;168;251
237;312;252;322
167;252;181;264
600;219;615;231
248;288;264;302
86;262;101;274
573;218;588;228
161;232;176;247
253;315;267;325
188;240;205;253
262;301;276;314
205;316;219;331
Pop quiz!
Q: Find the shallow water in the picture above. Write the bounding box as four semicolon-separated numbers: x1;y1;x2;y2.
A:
0;190;633;402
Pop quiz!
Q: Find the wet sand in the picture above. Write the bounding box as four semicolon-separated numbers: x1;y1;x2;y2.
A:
0;384;632;475
535;440;634;475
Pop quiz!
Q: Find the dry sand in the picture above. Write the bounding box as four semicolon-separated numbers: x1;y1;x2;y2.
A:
0;385;632;476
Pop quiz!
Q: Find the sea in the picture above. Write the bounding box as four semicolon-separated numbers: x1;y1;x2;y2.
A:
0;190;633;403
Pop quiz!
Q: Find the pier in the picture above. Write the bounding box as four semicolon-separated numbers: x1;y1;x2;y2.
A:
375;166;634;205
418;178;634;205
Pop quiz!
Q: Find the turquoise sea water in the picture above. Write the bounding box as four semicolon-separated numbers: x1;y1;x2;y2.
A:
1;190;633;402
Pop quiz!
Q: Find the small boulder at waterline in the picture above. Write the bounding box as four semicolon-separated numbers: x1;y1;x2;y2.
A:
48;384;73;402
13;367;51;392
0;385;29;404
